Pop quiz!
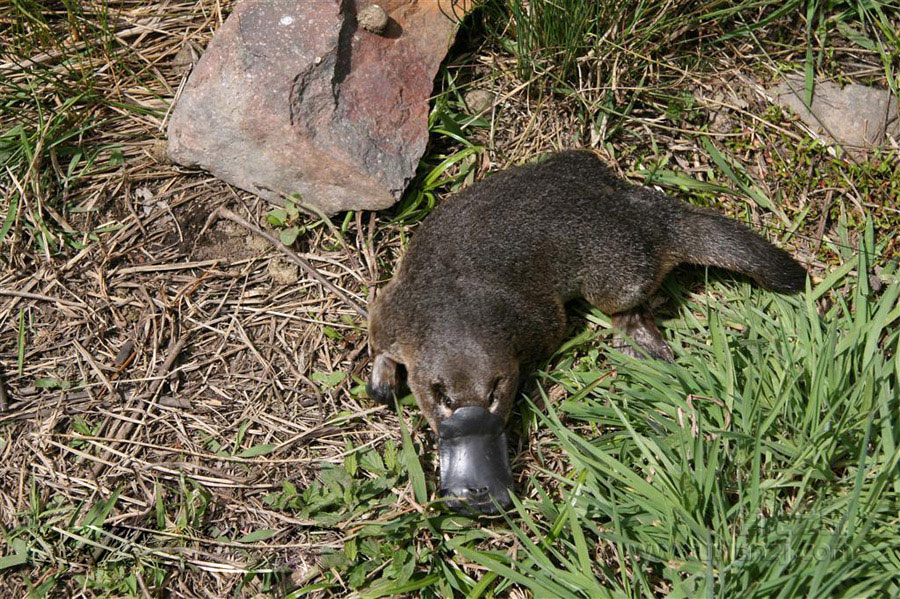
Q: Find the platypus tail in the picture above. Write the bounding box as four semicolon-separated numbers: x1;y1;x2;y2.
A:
672;207;807;292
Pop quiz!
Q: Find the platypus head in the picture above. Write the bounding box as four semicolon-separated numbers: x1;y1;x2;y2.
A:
405;334;520;515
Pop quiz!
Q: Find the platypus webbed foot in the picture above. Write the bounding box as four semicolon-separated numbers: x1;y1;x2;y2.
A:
611;309;675;362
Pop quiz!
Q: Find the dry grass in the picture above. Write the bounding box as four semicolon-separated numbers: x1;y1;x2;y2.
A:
0;1;419;595
1;0;898;597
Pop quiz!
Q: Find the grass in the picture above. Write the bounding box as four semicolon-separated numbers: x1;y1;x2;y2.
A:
478;0;900;93
468;225;900;598
1;0;899;597
0;0;176;259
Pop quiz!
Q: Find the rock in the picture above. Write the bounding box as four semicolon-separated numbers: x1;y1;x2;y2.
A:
770;76;899;157
463;88;494;115
358;5;389;34
167;0;472;214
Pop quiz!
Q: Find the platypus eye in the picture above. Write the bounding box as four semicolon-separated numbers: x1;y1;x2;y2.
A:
432;383;452;409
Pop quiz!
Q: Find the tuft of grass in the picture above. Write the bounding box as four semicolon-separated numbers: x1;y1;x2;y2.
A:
0;1;164;258
478;0;899;93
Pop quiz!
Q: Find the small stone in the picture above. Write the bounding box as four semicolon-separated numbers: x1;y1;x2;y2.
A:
268;258;299;284
463;88;494;115
358;5;389;34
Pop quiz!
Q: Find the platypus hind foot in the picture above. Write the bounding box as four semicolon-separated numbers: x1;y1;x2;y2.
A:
611;309;675;362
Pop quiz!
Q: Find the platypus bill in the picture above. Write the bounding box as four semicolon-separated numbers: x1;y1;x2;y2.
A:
367;150;806;515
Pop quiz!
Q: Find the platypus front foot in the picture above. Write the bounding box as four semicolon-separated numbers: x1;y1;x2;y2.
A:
611;309;675;362
366;354;401;405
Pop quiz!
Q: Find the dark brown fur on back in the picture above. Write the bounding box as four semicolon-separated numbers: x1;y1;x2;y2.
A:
368;150;806;431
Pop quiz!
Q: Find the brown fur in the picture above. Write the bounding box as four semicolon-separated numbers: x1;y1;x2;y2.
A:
368;150;806;432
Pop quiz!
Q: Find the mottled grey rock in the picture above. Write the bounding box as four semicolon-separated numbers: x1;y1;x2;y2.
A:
770;76;899;157
168;0;471;214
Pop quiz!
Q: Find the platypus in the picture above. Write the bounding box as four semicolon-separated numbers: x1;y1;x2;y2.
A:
367;150;806;514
